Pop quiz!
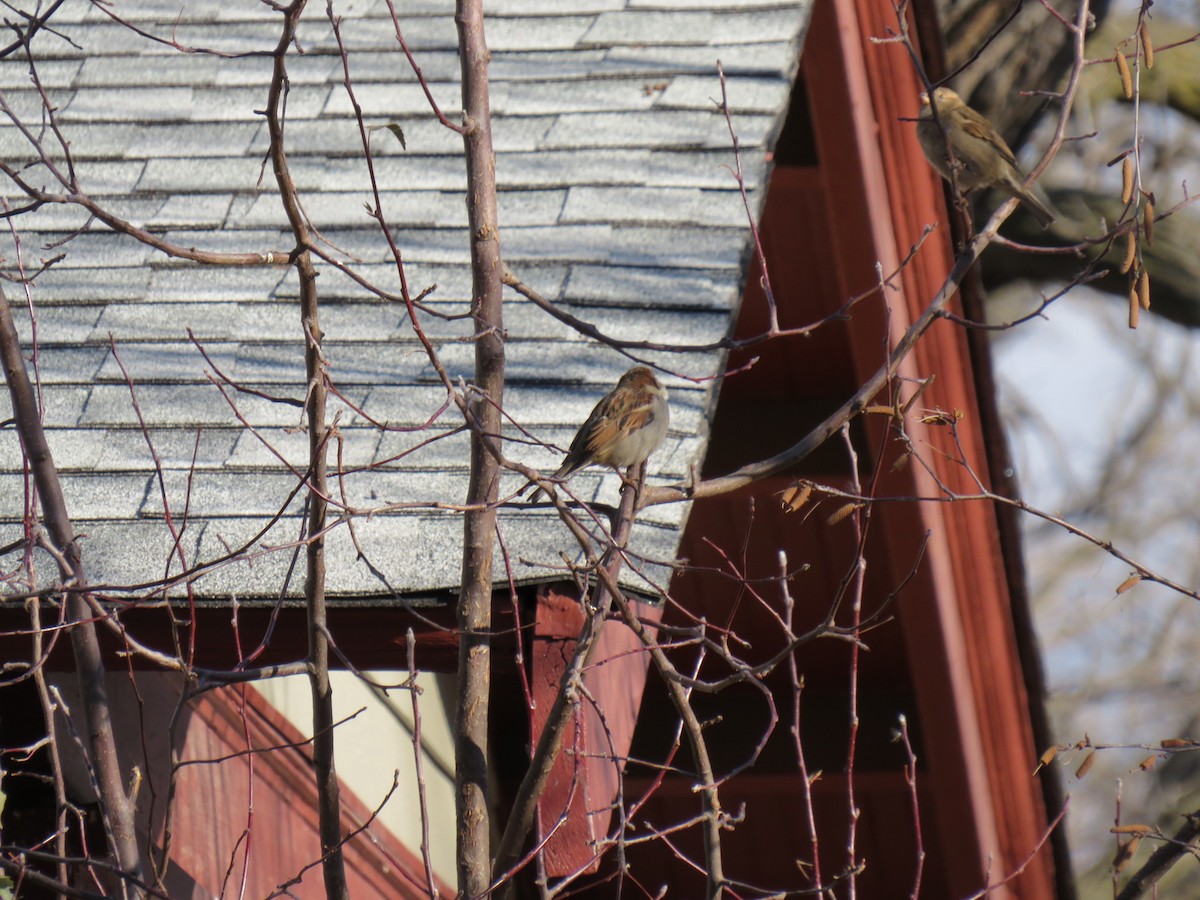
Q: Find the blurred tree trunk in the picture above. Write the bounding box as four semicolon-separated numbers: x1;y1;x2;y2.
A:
932;1;1200;328
986;189;1200;328
937;0;1111;142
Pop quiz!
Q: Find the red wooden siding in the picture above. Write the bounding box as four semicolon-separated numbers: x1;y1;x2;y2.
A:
586;0;1059;896
168;684;448;898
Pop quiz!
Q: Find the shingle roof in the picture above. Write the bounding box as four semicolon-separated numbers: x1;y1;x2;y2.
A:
0;0;811;601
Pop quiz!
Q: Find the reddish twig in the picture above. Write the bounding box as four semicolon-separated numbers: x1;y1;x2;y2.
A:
965;799;1069;898
896;714;925;899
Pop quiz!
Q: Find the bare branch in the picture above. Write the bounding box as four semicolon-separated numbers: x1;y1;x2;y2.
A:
452;0;507;894
0;281;145;889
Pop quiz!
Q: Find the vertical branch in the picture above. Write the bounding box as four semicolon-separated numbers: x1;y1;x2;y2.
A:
300;242;345;900
716;62;777;333
9;207;71;890
406;630;440;898
29;600;69;889
613;602;727;899
897;714;924;899
491;485;640;886
839;422;867;900
0;283;145;892
264;2;347;897
781;550;823;891
453;0;506;894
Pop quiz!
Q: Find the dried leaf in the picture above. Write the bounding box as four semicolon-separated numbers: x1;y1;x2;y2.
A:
781;482;813;513
1143;201;1154;246
1075;750;1096;779
1113;836;1142;873
920;408;963;426
1139;21;1154;69
1119;229;1137;274
1115;49;1133;99
1121;156;1135;204
899;375;935;417
1115;574;1142;595
385;123;407;149
366;122;408;149
827;503;860;526
1138;755;1158;771
891;452;910;473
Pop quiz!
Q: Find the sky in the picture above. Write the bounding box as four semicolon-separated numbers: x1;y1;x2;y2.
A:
994;283;1200;887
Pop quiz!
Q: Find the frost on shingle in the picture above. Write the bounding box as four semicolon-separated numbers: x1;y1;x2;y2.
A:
0;1;813;602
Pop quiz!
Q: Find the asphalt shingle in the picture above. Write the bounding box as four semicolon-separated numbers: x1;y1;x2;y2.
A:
94;427;241;471
564;263;741;307
559;185;750;227
0;0;812;601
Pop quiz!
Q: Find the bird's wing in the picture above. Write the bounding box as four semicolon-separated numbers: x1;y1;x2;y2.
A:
584;391;657;455
958;109;1022;172
554;391;614;477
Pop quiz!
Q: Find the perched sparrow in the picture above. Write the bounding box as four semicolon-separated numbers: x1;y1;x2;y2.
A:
529;365;669;501
917;86;1055;228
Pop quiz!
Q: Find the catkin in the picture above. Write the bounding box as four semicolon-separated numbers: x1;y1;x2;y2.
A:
1115;573;1141;594
1139;21;1154;69
1138;268;1151;309
781;481;812;513
1119;229;1136;274
1112;825;1154;835
1076;750;1096;779
827;502;859;526
1115;49;1133;98
1121;156;1134;204
1143;201;1154;246
1114;837;1142;874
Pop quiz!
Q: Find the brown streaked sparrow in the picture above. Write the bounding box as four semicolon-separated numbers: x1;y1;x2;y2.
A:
917;86;1055;228
529;365;669;501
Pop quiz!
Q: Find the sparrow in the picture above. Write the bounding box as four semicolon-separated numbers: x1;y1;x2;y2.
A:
917;86;1055;228
528;365;669;501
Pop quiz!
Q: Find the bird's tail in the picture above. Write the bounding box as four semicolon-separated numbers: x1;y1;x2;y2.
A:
1016;187;1056;228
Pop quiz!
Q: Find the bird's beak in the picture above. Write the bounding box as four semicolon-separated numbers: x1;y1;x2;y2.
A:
918;91;930;106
